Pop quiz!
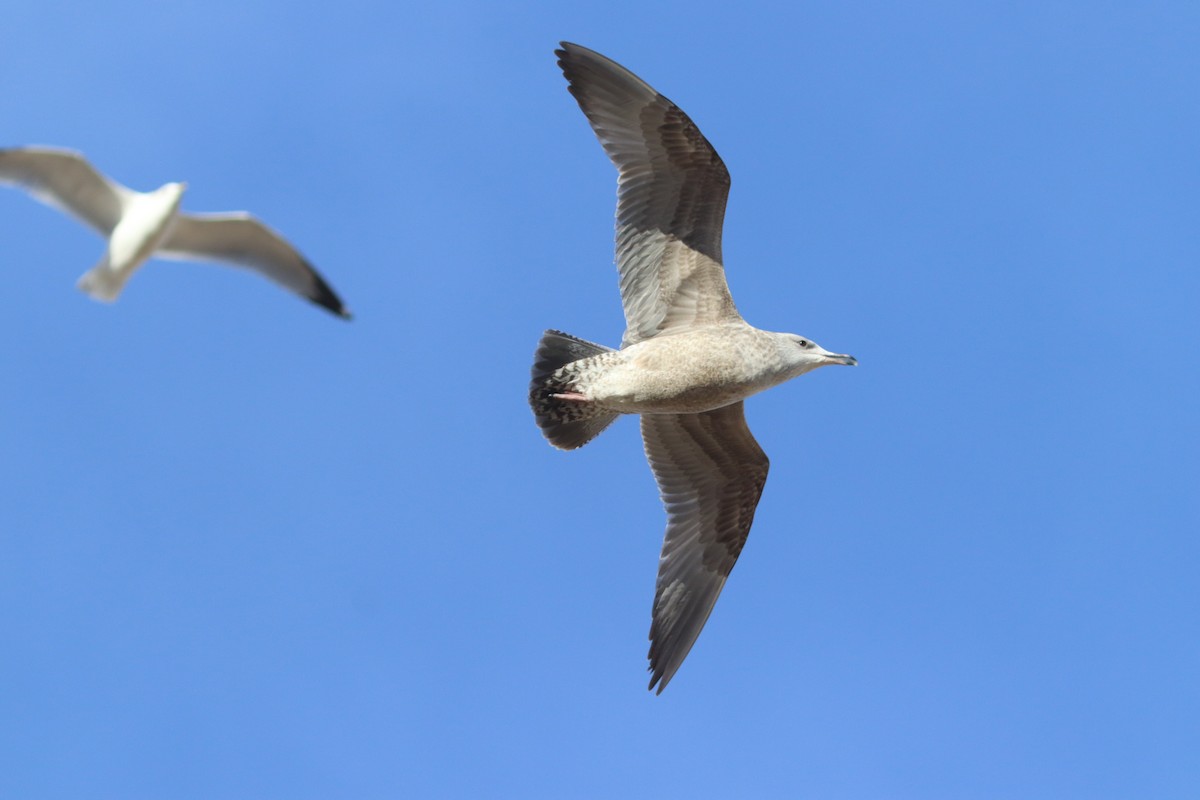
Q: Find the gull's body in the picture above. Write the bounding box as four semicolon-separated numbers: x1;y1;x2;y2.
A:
560;323;832;415
529;43;856;692
0;147;350;318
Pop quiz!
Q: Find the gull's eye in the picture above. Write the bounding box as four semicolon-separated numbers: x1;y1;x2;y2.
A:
798;339;809;348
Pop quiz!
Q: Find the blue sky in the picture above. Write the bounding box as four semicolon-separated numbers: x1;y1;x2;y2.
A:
1;1;1198;797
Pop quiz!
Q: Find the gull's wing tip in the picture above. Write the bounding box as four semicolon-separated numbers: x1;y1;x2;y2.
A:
555;42;611;71
307;271;352;320
311;290;352;321
647;645;685;695
320;301;353;321
555;41;607;76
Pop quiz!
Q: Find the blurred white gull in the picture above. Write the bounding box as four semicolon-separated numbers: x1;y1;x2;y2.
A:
0;146;350;318
529;43;857;693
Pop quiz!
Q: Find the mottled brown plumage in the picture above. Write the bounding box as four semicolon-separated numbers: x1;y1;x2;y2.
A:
531;43;855;693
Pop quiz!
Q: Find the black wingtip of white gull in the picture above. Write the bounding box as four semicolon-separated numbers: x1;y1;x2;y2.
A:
305;268;352;320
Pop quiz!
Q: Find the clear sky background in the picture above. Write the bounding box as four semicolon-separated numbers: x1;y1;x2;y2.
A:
1;1;1197;797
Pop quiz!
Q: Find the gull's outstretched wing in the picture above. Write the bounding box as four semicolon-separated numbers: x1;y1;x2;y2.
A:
641;402;769;693
160;212;350;319
0;146;132;235
557;42;741;347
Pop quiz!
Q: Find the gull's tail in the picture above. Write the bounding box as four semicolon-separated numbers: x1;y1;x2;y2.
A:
529;330;619;450
75;255;126;302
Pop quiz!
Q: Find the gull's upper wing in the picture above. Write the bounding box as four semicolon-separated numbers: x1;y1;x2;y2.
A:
0;146;133;235
641;402;769;693
557;42;741;347
160;212;350;319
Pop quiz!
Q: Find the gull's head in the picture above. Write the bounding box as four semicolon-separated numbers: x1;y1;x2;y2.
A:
158;181;188;197
778;333;857;377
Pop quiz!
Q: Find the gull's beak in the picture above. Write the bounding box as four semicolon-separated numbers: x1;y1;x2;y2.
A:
826;353;858;366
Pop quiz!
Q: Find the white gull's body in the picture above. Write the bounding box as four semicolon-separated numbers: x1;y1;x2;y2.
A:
0;146;350;317
529;43;857;693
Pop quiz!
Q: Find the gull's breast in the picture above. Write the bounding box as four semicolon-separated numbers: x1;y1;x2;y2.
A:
589;325;785;414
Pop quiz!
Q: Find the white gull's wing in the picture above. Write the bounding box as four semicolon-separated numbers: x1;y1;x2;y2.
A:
557;42;741;347
160;212;350;319
0;146;134;235
641;402;769;693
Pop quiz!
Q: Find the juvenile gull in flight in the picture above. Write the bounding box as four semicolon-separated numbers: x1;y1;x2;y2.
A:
529;43;856;693
0;146;350;318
